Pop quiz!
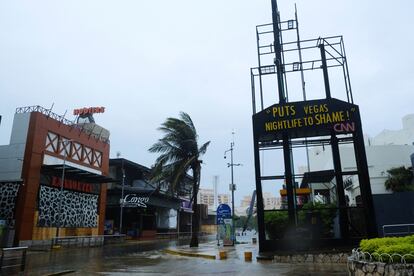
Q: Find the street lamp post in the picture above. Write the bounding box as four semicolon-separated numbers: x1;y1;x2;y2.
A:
224;136;241;245
56;139;72;239
119;159;126;234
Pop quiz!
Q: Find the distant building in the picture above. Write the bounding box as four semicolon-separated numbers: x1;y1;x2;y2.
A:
370;114;414;146
240;195;252;207
263;192;282;210
198;188;229;209
307;114;414;205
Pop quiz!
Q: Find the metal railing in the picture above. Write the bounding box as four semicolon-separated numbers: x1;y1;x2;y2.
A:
350;248;414;264
0;246;28;273
52;234;125;248
155;232;210;239
15;105;110;143
383;223;414;237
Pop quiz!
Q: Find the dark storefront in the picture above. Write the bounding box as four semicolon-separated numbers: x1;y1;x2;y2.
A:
105;159;189;239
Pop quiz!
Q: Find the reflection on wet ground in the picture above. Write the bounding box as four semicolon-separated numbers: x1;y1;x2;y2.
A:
11;236;348;276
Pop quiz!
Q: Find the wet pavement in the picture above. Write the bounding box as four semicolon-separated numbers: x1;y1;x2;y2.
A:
5;236;348;276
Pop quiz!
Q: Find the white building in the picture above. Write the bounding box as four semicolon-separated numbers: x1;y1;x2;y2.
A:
263;192;282;210
307;114;414;205
198;188;229;210
240;195;252;207
235;192;281;216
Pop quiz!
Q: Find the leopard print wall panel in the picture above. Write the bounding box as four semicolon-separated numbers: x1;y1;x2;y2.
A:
0;182;20;221
38;185;98;227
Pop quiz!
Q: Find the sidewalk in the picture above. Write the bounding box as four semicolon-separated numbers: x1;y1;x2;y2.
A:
163;240;259;261
3;236;349;275
7;237;214;276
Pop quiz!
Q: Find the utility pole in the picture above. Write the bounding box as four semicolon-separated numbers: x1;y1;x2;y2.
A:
118;153;126;234
224;132;241;245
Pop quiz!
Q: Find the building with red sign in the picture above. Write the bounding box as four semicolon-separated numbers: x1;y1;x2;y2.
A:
0;106;112;247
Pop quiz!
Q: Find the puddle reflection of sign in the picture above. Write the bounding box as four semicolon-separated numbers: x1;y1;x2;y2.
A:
122;194;150;208
216;204;231;225
223;219;233;245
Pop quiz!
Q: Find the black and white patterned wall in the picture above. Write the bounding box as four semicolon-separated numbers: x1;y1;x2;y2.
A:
38;185;98;228
0;182;20;221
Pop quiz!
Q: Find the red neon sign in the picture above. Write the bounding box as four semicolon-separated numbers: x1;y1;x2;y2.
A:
73;107;105;116
51;176;93;193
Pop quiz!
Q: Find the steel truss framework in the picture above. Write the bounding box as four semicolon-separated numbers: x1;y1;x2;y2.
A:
251;0;377;252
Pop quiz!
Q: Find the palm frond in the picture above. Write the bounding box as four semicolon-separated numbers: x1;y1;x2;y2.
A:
198;141;210;155
149;112;209;199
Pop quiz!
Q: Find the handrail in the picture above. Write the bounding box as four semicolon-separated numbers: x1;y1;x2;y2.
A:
53;234;125;239
383;223;414;237
52;234;126;248
1;247;28;252
0;246;28;272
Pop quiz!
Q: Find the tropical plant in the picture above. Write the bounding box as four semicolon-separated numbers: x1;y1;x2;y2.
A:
359;235;414;263
264;211;289;239
384;166;414;192
234;215;258;231
149;112;210;247
298;201;337;237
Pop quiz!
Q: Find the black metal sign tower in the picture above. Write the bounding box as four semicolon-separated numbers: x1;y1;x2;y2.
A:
251;0;377;252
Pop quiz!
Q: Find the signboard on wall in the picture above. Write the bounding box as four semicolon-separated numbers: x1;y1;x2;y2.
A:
122;194;150;208
216;204;231;225
253;98;360;140
47;176;100;194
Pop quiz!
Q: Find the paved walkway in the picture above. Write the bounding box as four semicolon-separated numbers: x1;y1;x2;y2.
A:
163;240;258;260
2;237;349;275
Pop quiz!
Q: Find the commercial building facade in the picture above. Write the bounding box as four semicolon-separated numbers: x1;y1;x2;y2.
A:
105;158;193;239
0;106;111;247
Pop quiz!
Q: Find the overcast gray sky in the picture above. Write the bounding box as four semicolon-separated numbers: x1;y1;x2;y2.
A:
1;0;413;205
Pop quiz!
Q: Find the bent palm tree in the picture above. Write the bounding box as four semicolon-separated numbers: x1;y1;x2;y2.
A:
149;112;210;247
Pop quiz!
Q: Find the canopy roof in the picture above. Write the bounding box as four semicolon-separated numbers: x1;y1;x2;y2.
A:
42;164;116;184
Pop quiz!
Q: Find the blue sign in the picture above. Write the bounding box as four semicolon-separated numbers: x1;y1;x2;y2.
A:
216;204;231;225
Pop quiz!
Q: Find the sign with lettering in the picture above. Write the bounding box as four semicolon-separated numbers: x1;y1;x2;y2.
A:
50;176;99;194
122;194;150;208
253;98;359;140
73;107;105;116
216;204;232;225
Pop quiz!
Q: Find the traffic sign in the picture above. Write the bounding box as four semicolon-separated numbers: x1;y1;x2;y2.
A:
216;203;231;225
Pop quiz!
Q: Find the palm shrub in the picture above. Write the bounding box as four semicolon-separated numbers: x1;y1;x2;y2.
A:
149;112;210;247
384;166;414;192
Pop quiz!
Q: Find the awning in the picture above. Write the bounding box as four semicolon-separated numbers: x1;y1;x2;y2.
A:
42;164;117;184
300;170;335;188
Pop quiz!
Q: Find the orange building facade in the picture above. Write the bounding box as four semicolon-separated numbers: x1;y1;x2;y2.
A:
0;106;111;247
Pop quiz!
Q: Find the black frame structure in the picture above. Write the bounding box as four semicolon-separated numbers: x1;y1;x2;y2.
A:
251;0;377;252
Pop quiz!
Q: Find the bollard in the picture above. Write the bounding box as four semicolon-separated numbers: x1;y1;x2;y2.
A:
244;251;252;262
219;251;227;260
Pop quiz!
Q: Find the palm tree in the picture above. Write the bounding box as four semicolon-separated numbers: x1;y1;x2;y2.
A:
385;166;414;192
149;112;210;247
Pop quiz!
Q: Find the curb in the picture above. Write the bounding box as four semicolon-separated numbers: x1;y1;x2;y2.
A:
43;270;76;276
163;249;216;260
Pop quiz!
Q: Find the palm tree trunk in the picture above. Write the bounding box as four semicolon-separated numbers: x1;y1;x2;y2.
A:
190;166;200;247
